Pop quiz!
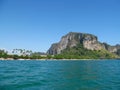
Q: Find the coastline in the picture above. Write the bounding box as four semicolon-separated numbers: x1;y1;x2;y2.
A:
0;58;119;61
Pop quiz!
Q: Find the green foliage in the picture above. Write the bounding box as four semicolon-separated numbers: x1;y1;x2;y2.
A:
0;50;8;58
0;45;117;60
47;55;52;59
0;49;43;60
53;44;117;59
13;55;19;60
117;49;120;56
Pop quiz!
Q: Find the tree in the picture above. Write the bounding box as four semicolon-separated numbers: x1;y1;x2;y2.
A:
13;55;19;60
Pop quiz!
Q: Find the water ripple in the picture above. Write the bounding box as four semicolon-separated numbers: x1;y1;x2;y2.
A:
0;60;120;90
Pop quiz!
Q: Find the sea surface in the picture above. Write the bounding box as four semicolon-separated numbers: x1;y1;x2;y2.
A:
0;60;120;90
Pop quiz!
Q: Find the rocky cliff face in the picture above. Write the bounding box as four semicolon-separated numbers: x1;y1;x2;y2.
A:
47;32;120;55
103;43;120;53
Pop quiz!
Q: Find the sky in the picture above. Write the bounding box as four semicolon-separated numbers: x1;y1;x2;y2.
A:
0;0;120;52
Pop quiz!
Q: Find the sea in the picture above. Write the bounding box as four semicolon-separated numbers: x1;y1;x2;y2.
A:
0;59;120;90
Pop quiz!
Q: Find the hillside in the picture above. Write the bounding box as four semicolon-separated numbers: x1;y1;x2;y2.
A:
47;32;120;59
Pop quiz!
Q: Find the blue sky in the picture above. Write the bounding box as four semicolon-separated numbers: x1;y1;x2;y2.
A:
0;0;120;52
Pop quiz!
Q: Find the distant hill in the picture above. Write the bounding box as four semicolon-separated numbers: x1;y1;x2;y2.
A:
47;32;120;59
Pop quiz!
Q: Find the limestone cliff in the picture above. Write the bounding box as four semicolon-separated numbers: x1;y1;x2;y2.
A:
103;43;120;53
47;32;120;55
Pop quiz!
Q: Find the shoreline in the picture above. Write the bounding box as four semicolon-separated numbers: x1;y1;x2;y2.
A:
0;58;119;61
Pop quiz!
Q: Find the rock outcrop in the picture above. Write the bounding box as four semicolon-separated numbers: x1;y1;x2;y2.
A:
47;32;120;55
103;43;120;53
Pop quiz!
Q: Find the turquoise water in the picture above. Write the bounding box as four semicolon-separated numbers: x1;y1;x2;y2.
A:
0;60;120;90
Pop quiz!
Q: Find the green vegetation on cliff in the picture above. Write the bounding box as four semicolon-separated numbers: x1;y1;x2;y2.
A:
54;44;117;59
